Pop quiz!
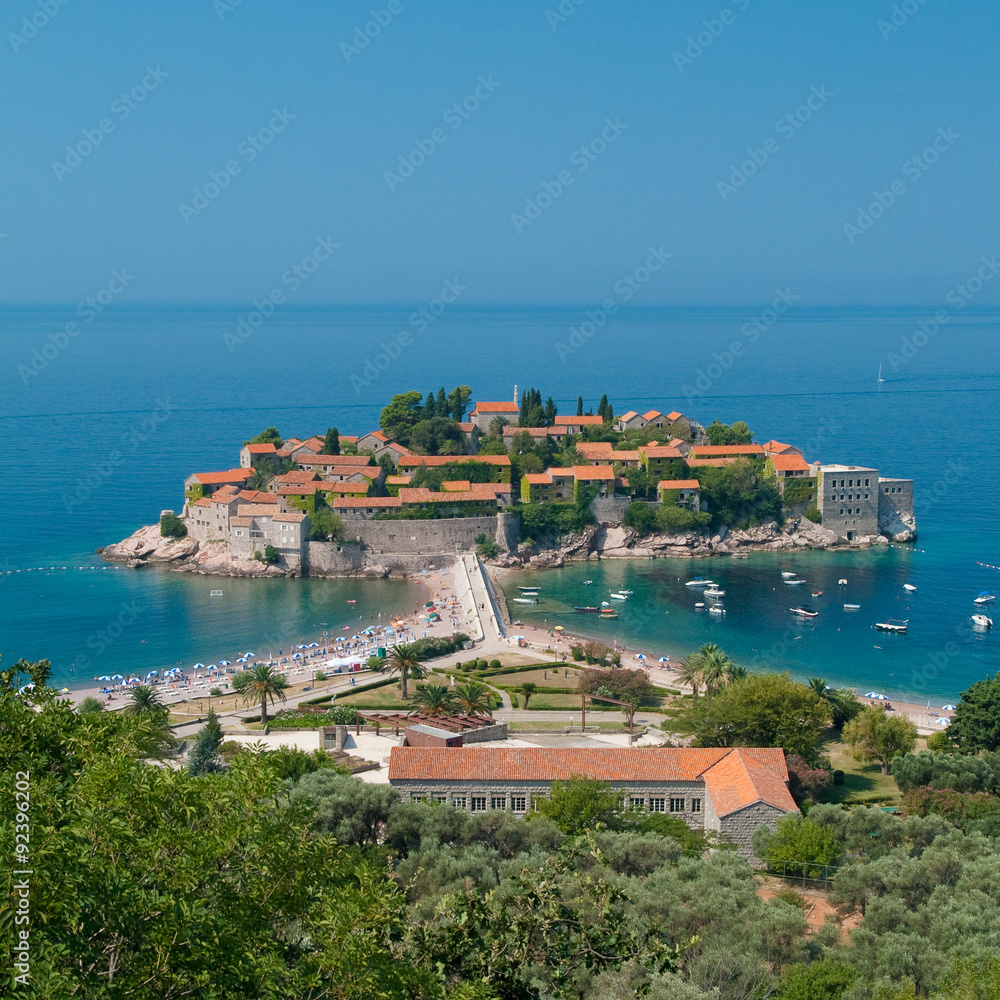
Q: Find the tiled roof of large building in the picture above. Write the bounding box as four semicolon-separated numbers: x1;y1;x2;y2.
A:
642;410;664;421
190;497;212;508
236;504;279;517
554;414;605;426
238;490;277;503
666;411;685;421
387;747;793;818
272;511;307;522
641;446;683;459
572;465;616;481
188;469;254;485
399;454;511;467
470;401;519;414
618;411;639;422
274;470;319;484
690;444;765;457
685;457;738;467
399;485;504;503
503;426;551;437
659;479;700;489
243;442;277;454
576;442;614;457
332;496;403;509
769;453;812;473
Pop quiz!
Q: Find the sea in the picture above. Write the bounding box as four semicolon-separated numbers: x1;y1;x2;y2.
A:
1;305;997;703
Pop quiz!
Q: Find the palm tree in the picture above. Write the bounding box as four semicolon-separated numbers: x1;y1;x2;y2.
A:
697;644;735;696
454;681;494;717
124;684;165;716
375;643;426;700
678;658;703;698
412;684;457;716
808;677;855;727
240;663;288;725
489;416;509;437
727;663;748;683
519;681;538;709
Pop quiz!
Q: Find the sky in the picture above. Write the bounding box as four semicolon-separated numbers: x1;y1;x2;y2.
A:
1;0;997;307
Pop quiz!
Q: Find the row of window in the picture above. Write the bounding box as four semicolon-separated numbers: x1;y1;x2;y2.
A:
631;797;701;813
885;485;906;494
832;477;870;488
830;492;869;502
412;795;701;813
839;508;866;516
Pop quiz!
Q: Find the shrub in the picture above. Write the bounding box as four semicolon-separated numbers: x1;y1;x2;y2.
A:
314;671;326;682
901;786;1000;825
263;545;280;564
477;659;488;670
579;667;651;705
571;645;584;662
832;769;845;786
209;687;222;697
476;539;500;559
160;512;187;538
786;754;831;804
489;659;501;670
804;506;822;524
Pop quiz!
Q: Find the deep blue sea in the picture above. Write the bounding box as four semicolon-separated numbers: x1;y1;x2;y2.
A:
1;305;997;702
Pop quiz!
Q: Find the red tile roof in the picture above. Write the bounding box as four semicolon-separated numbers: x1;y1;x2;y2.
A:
441;480;472;491
277;484;322;495
306;454;372;466
618;410;639;422
554;414;604;426
572;464;616;481
272;512;307;523
523;473;552;485
385;475;413;486
577;442;614;457
399;485;503;503
503;426;551;437
302;436;325;451
609;450;641;461
361;430;388;443
332;496;402;509
399;455;511;467
238;490;277;503
274;470;319;484
642;410;664;421
243;443;277;454
189;469;254;485
298;454;376;467
387;746;792;808
546;467;575;477
690;445;764;457
641;446;683;459
191;497;212;508
316;482;370;494
769;453;811;473
659;479;700;489
666;411;685;421
236;503;278;517
685;457;738;467
340;435;359;445
471;401;519;414
230;516;252;526
456;422;477;432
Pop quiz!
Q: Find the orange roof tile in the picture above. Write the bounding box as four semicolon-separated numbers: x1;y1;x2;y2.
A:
362;430;388;443
191;497;212;508
441;480;472;491
685;457;738;467
272;512;307;523
618;411;639;422
769;453;811;472
456;422;477;432
546;467;575;477
503;426;551;437
340;435;359;444
576;442;614;456
274;470;319;484
554;414;604;426
399;455;510;467
230;516;252;526
277;484;321;495
385;475;412;485
572;464;616;481
189;469;254;485
690;445;764;456
399;485;503;503
666;411;685;421
238;490;277;503
523;473;552;485
642;410;664;421
641;446;683;459
243;442;277;454
701;751;797;817
332;496;402;509
659;479;700;489
315;482;370;494
236;504;278;517
387;747;792;790
471;401;519;414
609;450;641;461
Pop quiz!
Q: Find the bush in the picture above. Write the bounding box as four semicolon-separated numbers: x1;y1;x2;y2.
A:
786;754;831;804
832;769;845;786
314;671;327;682
571;645;584;662
622;502;658;536
489;659;501;670
476;539;500;559
781;477;817;507
901;786;1000;825
804;506;822;524
160;512;187;538
209;687;222;697
263;545;280;564
477;659;488;670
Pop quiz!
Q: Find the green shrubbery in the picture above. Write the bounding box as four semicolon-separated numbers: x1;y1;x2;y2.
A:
160;512;187;538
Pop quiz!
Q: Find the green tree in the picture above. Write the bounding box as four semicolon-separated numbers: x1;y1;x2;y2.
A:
245;425;282;446
532;776;623;834
454;681;494;716
934;955;1000;1000
948;671;1000;752
409;415;463;455
379;389;425;442
666;672;831;760
577;395;584;416
291;770;400;846
262;544;280;564
188;708;224;776
843;707;918;775
519;681;538;708
622;501;659;535
160;512;187;538
807;677;862;728
309;506;343;541
413;683;458;715
447;384;472;422
322;426;340;455
124;683;165;717
239;663;288;725
752;814;841;879
77;696;105;714
774;960;857;1000
375;642;426;699
705;419;753;445
687;643;735;696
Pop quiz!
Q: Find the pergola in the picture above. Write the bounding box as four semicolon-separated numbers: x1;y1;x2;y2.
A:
580;692;636;738
355;712;495;737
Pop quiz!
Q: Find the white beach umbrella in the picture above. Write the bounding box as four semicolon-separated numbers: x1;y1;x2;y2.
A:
192;663;205;670
942;704;957;711
936;717;951;727
865;691;887;699
219;660;231;666
657;657;670;662
97;675;111;681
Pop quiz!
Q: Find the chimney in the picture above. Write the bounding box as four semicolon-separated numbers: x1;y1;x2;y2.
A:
514;384;519;405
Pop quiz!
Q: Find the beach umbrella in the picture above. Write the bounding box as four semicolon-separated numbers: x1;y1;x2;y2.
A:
936;717;951;727
942;704;957;711
219;660;231;666
111;674;125;681
657;657;670;662
97;675;111;681
636;653;647;660
865;692;887;699
19;683;35;694
554;625;564;631
145;671;158;680
207;664;219;671
192;663;205;670
244;652;255;657
309;642;320;647
293;652;303;659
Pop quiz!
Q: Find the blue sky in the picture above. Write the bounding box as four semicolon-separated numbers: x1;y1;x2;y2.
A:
1;0;997;306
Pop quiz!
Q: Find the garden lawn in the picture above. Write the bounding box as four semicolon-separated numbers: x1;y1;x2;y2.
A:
489;666;585;689
821;735;903;807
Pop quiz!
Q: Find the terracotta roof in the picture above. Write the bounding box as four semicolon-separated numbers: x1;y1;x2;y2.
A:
230;516;252;526
609;450;641;461
387;747;792;791
618;411;639;422
471;401;519;414
317;482;370;494
332;496;402;509
236;504;278;517
238;490;277;503
277;484;321;495
191;497;212;508
310;454;372;466
319;466;379;480
668;438;686;448
386;475;412;486
274;470;319;485
456;422;476;432
769;453;812;473
572;465;615;481
298;454;375;467
503;426;551;437
399;455;510;467
272;512;306;523
441;480;472;491
188;469;253;485
641;446;683;459
302;436;325;450
387;442;414;456
642;410;664;421
690;445;764;457
360;430;388;443
701;751;797;817
659;479;700;489
523;473;552;485
685;457;738;467
577;442;614;457
340;435;359;444
243;443;277;454
546;467;575;477
554;414;604;426
399;485;503;503
666;411;685;421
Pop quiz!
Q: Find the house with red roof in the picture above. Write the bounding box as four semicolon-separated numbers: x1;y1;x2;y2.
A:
387;746;797;859
468;400;520;432
658;479;701;510
184;468;255;502
638;445;685;479
398;454;512;484
239;442;277;468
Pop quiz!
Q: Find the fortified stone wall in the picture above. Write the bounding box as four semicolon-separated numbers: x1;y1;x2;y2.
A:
342;516;501;555
590;496;631;525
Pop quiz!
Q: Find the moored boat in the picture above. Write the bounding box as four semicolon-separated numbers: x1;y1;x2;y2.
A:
903;583;917;592
685;577;713;588
781;571;797;579
843;603;861;610
610;593;627;600
971;614;993;628
704;587;725;597
838;579;848;586
875;618;909;633
784;578;806;586
974;591;995;605
790;606;818;618
512;597;538;604
574;606;600;613
708;604;726;615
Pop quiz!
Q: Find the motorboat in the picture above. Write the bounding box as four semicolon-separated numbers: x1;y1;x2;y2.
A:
518;586;540;592
574;606;600;613
838;579;848;586
974;592;995;605
875;618;909;633
694;602;705;609
601;601;610;607
812;590;823;598
790;606;818;618
904;584;917;592
512;597;538;604
708;604;726;615
609;593;628;600
704;587;725;597
685;577;714;588
843;603;861;610
784;578;806;586
599;611;619;619
971;614;993;628
619;589;634;595
781;571;798;579
583;580;593;585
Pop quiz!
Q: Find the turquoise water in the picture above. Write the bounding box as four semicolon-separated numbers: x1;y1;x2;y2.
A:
1;305;998;697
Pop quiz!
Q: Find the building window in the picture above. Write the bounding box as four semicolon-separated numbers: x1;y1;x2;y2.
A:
691;798;702;813
471;796;487;812
434;795;447;803
453;796;467;809
235;530;243;537
649;797;666;813
865;479;870;487
864;493;869;499
630;797;645;810
848;479;853;487
512;796;526;812
413;795;424;802
491;796;506;810
670;798;685;813
840;509;844;515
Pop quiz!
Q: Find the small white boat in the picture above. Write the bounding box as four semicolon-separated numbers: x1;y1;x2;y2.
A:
708;604;726;615
704;587;725;597
971;614;993;628
781;571;797;579
583;580;593;585
512;597;537;604
518;586;540;592
619;589;633;595
838;579;848;586
904;584;917;592
784;578;806;586
210;590;223;597
843;603;861;610
601;601;610;607
875;618;909;633
609;593;627;601
694;602;705;609
974;592;995;605
685;577;713;588
790;606;818;618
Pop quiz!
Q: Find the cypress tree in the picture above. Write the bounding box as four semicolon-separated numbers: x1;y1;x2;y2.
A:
188;709;224;776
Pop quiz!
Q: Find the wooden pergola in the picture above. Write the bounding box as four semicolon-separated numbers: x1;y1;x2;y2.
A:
355;711;495;737
580;692;636;738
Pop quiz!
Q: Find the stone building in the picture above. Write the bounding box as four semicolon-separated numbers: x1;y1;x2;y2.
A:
387;746;797;859
817;464;880;543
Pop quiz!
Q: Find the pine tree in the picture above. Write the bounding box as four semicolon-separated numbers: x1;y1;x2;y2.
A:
188;709;224;776
576;395;584;416
597;394;609;420
323;427;340;455
543;396;557;426
423;392;437;418
435;387;448;416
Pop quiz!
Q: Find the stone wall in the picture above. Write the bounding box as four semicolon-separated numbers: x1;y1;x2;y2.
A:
460;721;509;743
590;495;631;526
878;478;916;540
718;801;787;862
495;511;520;552
342;515;501;554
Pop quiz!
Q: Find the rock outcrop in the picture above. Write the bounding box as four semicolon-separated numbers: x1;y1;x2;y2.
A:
878;506;917;543
100;524;199;564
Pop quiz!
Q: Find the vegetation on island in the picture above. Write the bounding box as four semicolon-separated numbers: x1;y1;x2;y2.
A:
159;511;187;538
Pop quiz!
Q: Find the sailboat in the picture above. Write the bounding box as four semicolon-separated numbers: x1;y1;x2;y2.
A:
878;363;885;385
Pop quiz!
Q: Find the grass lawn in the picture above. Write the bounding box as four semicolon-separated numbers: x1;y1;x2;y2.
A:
332;684;418;711
822;734;903;806
489;666;584;689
